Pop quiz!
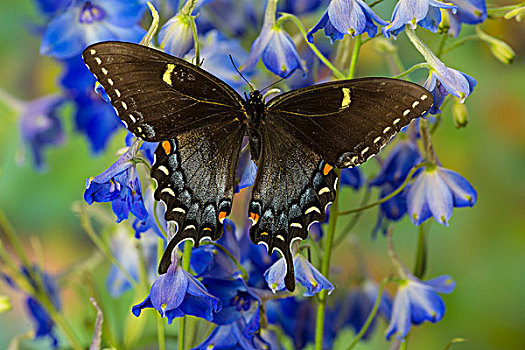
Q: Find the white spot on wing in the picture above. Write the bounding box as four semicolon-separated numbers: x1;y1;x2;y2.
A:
383;126;391;134
403;109;410;116
121;101;127;110
412;101;420;108
90;49;96;55
161;187;175;197
95;57;102;64
305;206;321;215
290;222;303;229
393;118;401;125
158;165;169;175
421;94;428;100
374;136;382;143
101;68;108;75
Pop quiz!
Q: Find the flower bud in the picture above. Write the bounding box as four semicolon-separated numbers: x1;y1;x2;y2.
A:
452;98;468;128
159;14;194;57
477;27;515;64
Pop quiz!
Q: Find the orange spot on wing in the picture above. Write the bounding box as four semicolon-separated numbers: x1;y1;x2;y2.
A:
323;163;333;175
249;212;259;224
162;140;171;155
218;211;227;223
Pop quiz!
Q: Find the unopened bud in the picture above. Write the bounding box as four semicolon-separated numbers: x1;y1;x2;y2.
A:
476;27;515;64
453;99;468;128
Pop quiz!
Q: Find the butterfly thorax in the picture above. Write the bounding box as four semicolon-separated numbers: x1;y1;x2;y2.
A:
244;90;266;162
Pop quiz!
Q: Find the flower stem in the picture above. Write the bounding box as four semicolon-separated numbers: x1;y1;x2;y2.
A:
346;277;390;350
391;63;430;79
413;223;428;279
315;169;341;350
347;34;362;79
338;164;424;216
179;240;193;350
441;34;480;56
202;241;249;280
437;34;448;58
279;13;346;79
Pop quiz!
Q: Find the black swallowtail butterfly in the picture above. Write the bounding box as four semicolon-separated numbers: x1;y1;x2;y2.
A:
82;41;433;292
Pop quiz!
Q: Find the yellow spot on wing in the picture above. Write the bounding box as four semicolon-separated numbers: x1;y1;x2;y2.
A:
163;64;175;86
341;87;351;108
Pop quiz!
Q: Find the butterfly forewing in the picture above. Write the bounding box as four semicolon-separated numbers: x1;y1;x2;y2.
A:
267;78;434;168
82;41;245;141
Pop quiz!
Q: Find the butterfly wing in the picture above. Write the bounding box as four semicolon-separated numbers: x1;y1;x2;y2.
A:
267;78;433;167
82;42;247;272
249;78;433;291
82;41;245;141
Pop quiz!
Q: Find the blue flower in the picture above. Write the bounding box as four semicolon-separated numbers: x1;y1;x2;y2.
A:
199;31;252;92
132;188;167;239
61;56;122;153
280;0;325;15
386;274;455;340
382;0;457;38
447;0;487;37
125;132;157;165
34;0;70;17
341;167;363;190
341;281;392;339
190;219;242;280
40;0;145;59
267;297;316;348
406;165;477;225
26;297;59;348
243;4;305;77
307;0;388;43
202;277;260;328
18;94;65;170
106;227;159;296
159;13;194;57
264;252;334;296
370;141;422;188
424;65;477;103
195;0;259;38
132;261;221;323
84;141;148;223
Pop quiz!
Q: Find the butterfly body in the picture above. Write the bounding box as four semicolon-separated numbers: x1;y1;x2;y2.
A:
82;41;434;292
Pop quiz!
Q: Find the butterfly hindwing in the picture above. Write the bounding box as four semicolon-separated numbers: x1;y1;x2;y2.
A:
82;41;245;141
267;78;434;167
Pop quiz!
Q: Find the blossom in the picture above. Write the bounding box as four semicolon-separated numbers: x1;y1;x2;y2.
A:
243;1;305;77
341;167;363;190
61;56;122;153
40;0;145;59
280;0;324;15
159;13;194;57
340;281;392;339
382;0;457;38
424;66;476;104
106;226;159;296
132;261;221;323
307;0;388;43
406;165;477;225
18;94;65;170
446;0;487;37
84;141;148;223
264;252;334;296
386;274;455;340
132;187;167;239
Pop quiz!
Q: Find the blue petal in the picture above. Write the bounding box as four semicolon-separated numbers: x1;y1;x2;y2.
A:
386;287;412;340
150;264;188;312
132;295;153;317
407;172;433;225
418;5;442;32
159;15;194;57
261;29;304;77
102;0;146;27
438;167;477;207
294;254;334;296
340;167;362;190
424;170;453;225
327;0;367;36
421;274;456;293
407;286;445;324
40;10;85;58
451;0;487;24
264;258;287;293
243;26;273;72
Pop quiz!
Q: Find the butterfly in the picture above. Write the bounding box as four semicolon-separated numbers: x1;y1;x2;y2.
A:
82;41;433;292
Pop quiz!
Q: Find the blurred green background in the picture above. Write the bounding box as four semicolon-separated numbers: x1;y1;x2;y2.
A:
0;0;524;349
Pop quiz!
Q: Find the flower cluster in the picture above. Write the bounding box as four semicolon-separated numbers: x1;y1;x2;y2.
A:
4;0;511;347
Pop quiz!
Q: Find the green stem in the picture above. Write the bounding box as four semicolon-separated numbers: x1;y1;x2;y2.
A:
391;63;430;79
338;164;424;216
441;34;480;56
347;278;390;350
0;206;32;270
487;2;525;13
413;223;428;279
190;16;200;66
279;13;346;79
179;241;193;350
180;0;197;15
347;34;362;79
333;188;372;247
419;118;437;163
437;34;448;58
315;169;341;350
153;200;167;238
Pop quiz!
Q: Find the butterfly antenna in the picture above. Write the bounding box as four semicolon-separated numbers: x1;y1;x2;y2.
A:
260;69;297;93
229;55;254;92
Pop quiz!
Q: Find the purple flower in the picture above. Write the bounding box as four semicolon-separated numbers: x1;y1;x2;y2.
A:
371;141;422;188
243;1;305;77
307;0;388;43
84;141;148;223
280;0;325;15
40;0;145;59
132;188;167;239
382;0;457;38
406;165;477;226
132;261;221;323
386;274;455;340
447;0;487;37
18;95;65;170
341;167;363;190
424;66;477;104
264;252;334;296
